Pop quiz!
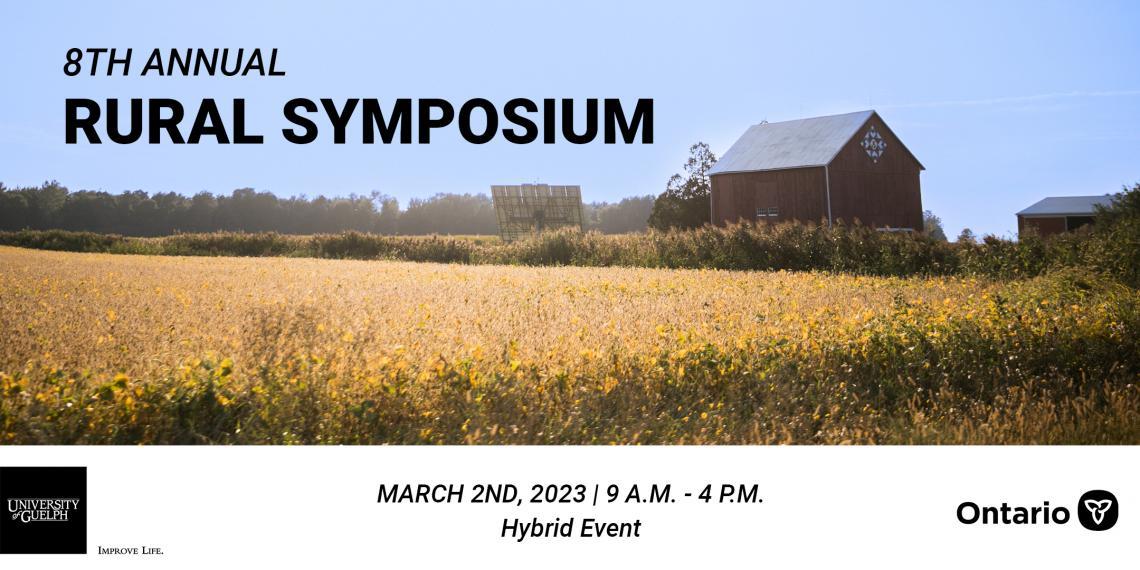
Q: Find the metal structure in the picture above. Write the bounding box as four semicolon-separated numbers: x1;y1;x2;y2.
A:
491;184;584;242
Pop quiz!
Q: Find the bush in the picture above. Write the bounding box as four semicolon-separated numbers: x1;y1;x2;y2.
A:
3;185;1138;287
0;229;126;252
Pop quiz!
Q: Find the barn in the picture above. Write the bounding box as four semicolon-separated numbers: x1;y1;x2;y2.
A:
1016;195;1113;238
708;110;924;230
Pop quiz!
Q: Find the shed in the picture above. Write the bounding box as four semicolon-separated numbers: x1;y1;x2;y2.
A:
708;110;924;230
1016;195;1113;238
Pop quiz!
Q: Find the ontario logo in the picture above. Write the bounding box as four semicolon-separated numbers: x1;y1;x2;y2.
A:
957;490;1119;532
0;467;87;554
1077;490;1119;531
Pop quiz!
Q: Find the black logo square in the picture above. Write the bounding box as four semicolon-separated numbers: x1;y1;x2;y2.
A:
0;467;87;554
1078;489;1119;531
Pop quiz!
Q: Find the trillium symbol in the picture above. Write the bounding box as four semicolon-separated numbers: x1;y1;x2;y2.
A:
1084;499;1113;525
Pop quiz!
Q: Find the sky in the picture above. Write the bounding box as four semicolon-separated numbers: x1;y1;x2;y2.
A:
1;0;1138;238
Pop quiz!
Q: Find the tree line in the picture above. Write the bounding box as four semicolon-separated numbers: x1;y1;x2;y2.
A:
0;181;654;236
1;141;946;238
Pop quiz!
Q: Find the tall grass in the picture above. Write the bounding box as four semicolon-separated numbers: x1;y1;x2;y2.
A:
2;246;1137;444
0;220;1131;284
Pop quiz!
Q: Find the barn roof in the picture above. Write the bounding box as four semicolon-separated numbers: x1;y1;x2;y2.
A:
1016;195;1114;216
708;110;921;175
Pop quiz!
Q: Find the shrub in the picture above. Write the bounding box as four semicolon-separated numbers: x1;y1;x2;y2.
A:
0;229;125;252
3;191;1138;287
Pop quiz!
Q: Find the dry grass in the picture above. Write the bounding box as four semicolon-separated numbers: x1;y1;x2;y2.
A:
1;246;1136;444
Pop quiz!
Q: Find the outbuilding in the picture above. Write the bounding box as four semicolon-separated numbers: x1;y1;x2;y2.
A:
1016;195;1113;238
708;110;924;230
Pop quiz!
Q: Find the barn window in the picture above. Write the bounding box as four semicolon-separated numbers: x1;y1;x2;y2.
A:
767;207;779;217
756;207;766;218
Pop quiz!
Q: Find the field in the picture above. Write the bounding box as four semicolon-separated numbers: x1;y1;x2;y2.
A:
1;245;1138;444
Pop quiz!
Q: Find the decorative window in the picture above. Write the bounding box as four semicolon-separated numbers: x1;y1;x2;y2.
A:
861;125;887;163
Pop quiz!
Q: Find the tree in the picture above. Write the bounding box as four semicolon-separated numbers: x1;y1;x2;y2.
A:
1086;183;1140;286
923;210;947;241
583;195;655;233
186;192;218;232
956;228;976;244
372;192;400;234
0;190;30;231
398;193;497;235
24;180;68;229
596;195;655;233
648;142;717;230
1094;184;1140;226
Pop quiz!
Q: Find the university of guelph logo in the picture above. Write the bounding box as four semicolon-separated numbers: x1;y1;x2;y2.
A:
0;467;87;554
1078;490;1119;531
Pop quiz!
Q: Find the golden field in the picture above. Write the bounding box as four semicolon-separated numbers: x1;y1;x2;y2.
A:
1;245;1137;444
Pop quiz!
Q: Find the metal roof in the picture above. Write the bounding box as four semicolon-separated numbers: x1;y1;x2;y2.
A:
1016;196;1114;216
708;110;876;175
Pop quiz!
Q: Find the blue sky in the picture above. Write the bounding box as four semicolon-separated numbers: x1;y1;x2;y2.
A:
1;0;1138;237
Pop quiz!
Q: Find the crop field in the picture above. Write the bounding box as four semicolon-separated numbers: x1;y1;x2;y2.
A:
1;245;1137;444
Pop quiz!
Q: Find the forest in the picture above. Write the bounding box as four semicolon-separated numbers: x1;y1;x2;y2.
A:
0;181;654;236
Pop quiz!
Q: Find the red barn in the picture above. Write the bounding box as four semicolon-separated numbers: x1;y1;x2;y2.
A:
708;110;924;230
1016;195;1113;238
